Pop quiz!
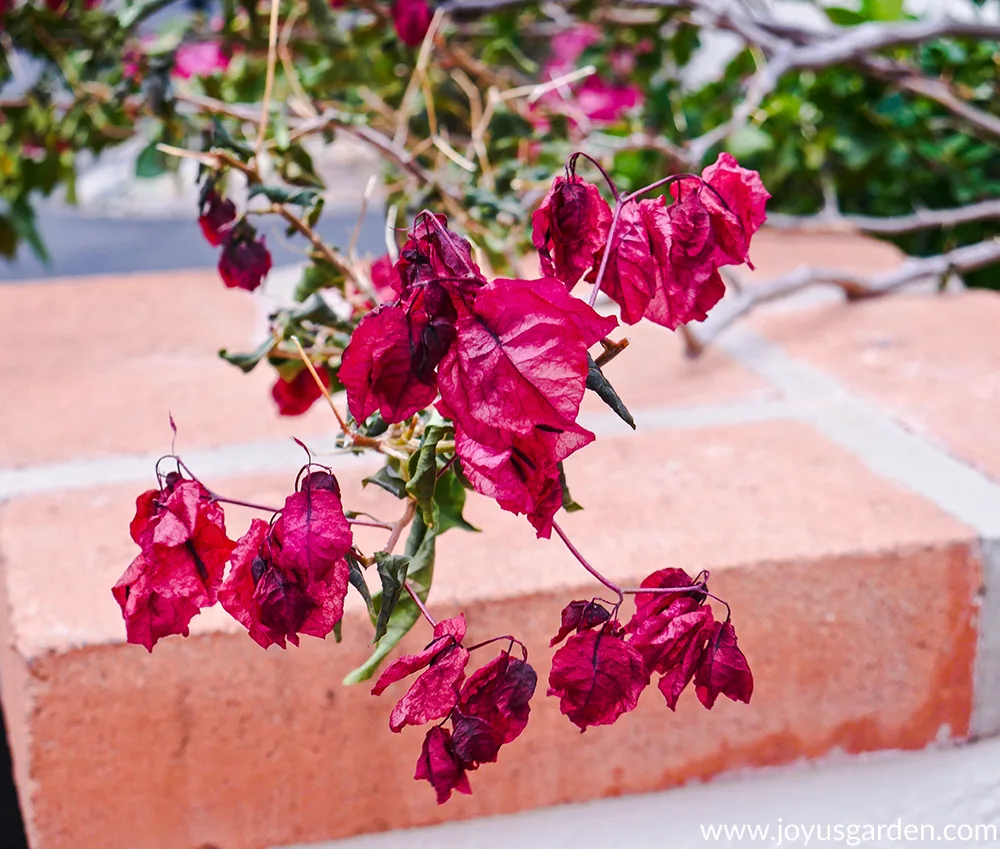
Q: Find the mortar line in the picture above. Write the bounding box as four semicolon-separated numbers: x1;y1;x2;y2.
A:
0;397;824;500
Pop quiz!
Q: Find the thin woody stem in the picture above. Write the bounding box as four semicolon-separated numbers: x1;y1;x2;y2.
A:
256;0;281;161
383;501;438;628
348;518;396;530
289;335;350;433
210;495;283;514
568;151;621;202
551;520;624;604
382;500;417;555
405;582;437;628
588;199;623;308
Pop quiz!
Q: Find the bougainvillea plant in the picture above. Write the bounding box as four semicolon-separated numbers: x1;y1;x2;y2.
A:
114;142;765;802
0;0;793;805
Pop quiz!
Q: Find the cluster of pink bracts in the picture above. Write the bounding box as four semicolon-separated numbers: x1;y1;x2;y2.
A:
116;155;764;803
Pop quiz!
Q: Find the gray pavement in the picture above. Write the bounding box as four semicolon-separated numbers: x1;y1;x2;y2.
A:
0;206;387;281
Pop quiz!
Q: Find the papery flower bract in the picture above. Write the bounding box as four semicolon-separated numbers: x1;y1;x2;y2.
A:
437;276;616;437
372;615;471;731
415;726;472;805
340;282;457;425
547;624;648;731
272;365;328;417
699;152;771;267
695;620;754;708
629;597;714;710
550;599;612;647
113;478;235;651
370;253;401;302
219;470;353;648
275;470;354;581
218;226;272;292
574;76;643;123
396;213;484;290
587;201;654;325
451;652;537;765
198;189;237;247
531;175;612;288
392;0;432;47
455;418;593;538
173;41;230;80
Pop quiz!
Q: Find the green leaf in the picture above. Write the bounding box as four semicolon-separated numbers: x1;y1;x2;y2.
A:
248;183;320;207
585;355;635;430
363;464;408;500
295;260;346;302
8;199;48;264
434;469;479;534
372;551;410;643
347;554;376;618
287;292;351;328
405;425;448;525
218;336;276;374
861;0;904;21
343;516;436;684
726;126;775;160
135;140;168;179
824;6;865;26
559;462;584;513
211;118;254;158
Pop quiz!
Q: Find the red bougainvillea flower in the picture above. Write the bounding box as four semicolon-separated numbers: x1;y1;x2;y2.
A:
173;41;230;80
700;152;771;267
340;281;456;424
454;418;593;538
198;188;237;247
584;153;769;330
369;253;401;302
624;567;752;711
392;0;432;47
586;200;654;325
272;365;328;416
436;276;616;437
396;213;484;289
340;215;480;426
219;472;353;648
695;620;754;708
372;615;471;732
218;225;272;292
451;652;537;766
531;175;613;288
415;726;472;805
547;622;648;731
549;599;612;647
113;476;235;651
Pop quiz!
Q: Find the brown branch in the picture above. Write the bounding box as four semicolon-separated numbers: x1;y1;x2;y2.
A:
766;200;1000;236
683;237;1000;355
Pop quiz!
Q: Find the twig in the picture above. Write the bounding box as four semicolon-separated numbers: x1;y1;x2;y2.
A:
383;501;417;555
256;0;282;160
270;204;359;285
289;334;350;433
683;237;1000;355
766;200;1000;236
551;520;624;605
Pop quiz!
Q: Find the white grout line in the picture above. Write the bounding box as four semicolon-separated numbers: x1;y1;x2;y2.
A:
718;326;1000;538
718;325;1000;736
0;399;826;501
0;435;373;500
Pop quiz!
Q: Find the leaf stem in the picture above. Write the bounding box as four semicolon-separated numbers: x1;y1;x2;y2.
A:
551;520;624;605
